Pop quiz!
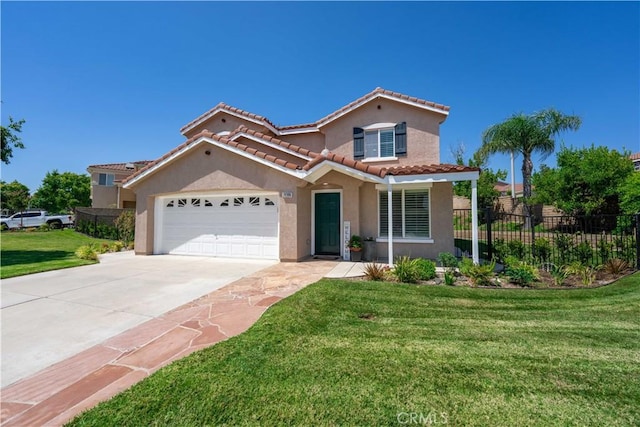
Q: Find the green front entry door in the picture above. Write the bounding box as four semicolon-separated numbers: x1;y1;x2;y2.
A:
315;192;341;255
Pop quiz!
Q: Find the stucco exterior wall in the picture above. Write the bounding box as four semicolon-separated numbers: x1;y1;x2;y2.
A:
360;182;454;261
320;98;443;166
280;132;326;154
184;112;275;139
129;142;302;260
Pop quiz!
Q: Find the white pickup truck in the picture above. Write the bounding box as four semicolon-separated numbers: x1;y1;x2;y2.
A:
0;211;74;230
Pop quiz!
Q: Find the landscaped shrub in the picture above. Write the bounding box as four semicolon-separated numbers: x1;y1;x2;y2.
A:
575;241;594;266
504;256;539;286
392;256;420;283
603;258;629;274
444;270;456;286
437;252;458;268
507;240;526;259
415;258;436;280
533;238;551;263
566;262;598;286
460;258;496;287
363;263;387;281
549;264;571;287
492;238;509;264
554;233;574;263
38;223;51;232
110;241;125;252
597;240;613;264
75;244;98;261
115;210;135;245
98;242;111;254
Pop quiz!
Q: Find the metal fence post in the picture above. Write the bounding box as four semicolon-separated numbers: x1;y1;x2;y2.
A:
485;207;493;261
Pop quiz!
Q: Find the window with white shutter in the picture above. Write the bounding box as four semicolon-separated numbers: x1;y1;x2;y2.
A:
379;189;430;238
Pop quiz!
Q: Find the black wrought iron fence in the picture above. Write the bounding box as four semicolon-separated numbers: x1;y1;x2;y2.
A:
74;208;131;240
453;208;639;269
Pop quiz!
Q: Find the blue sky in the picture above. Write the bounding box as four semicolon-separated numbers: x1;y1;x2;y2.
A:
2;1;638;192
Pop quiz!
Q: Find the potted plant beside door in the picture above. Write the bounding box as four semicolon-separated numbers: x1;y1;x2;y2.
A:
349;235;363;262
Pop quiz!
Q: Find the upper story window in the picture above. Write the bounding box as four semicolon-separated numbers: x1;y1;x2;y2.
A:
98;173;115;186
354;122;406;160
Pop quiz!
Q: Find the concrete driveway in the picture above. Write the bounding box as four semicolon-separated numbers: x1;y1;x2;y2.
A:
0;252;276;388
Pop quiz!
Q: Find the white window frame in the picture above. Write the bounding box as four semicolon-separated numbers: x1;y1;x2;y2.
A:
363;128;396;160
377;188;433;243
98;173;115;186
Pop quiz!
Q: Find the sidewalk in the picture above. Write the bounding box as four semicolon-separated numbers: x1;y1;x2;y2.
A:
1;259;340;426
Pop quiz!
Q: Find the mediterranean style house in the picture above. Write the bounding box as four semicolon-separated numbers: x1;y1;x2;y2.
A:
87;161;153;208
122;88;480;263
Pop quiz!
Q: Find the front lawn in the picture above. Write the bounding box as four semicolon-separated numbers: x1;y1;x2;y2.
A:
69;273;640;426
0;229;113;279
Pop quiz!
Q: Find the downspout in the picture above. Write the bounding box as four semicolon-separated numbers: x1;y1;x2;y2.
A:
117;185;121;209
471;178;479;264
387;180;394;267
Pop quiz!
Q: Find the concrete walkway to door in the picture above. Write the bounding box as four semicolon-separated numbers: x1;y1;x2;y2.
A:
1;255;337;427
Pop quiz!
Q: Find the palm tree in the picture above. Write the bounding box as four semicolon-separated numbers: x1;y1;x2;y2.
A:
480;109;581;226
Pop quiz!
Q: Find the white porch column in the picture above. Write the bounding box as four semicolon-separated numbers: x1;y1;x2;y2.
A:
471;178;479;264
387;182;393;267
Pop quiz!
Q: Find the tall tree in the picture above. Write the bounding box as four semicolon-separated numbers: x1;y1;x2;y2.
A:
534;145;634;216
0;180;30;213
31;170;91;213
1;117;26;164
479;109;581;223
451;144;507;210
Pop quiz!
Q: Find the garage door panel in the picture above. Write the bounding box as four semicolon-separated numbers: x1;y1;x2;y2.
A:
157;195;279;260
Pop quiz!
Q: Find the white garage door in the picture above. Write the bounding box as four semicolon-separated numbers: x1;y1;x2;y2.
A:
156;194;279;260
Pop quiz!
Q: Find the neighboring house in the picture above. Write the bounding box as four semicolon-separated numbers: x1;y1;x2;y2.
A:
87;161;153;208
122;88;480;263
494;181;532;198
631;153;640;172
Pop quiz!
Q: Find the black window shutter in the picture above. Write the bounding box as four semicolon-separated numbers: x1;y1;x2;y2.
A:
353;127;364;159
395;122;407;156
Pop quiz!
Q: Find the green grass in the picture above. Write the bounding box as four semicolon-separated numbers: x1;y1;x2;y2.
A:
69;273;640;426
0;229;113;279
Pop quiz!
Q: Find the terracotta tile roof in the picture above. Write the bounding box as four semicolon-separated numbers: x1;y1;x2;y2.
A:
382;164;479;177
630;153;640;161
303;152;385;177
230;126;318;158
180;87;449;135
87;161;154;172
315;87;450;127
180;102;278;135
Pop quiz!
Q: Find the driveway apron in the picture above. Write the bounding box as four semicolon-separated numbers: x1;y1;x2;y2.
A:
0;252;337;426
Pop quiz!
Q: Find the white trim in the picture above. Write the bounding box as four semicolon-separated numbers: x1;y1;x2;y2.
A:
317;93;448;129
278;127;320;135
305;161;385;184
311;189;343;257
230;133;312;161
362;122;397;130
376;238;434;244
376;182;433;191
362;157;398;163
387;171;479;184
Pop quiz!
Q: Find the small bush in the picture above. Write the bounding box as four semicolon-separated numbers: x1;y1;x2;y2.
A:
437;252;458;268
504;256;539;286
533;238;551;263
575;241;594;266
363;263;387;281
492;238;509;264
549;264;571;287
555;233;574;263
444;270;456;286
597;240;613;264
110;241;125;252
415;258;436;280
507;240;526;259
38;223;51;232
566;262;598;286
75;244;98;261
114;210;136;244
392;256;420;283
603;258;629;275
460;258;496;287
